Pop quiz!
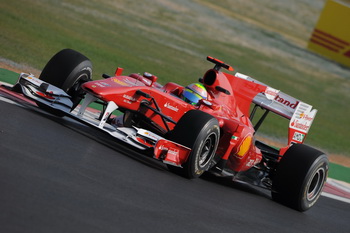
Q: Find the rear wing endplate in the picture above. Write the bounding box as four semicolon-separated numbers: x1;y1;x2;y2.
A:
234;73;317;144
288;102;317;144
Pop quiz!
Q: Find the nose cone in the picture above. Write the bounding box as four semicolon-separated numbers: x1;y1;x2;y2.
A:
82;76;146;96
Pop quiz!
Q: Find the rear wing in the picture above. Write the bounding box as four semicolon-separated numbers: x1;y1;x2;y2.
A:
232;72;317;145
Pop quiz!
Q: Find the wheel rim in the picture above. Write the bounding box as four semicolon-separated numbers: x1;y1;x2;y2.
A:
307;167;326;202
69;73;89;92
67;73;90;108
198;133;216;168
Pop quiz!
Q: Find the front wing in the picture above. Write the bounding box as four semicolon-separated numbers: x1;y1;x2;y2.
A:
14;73;191;167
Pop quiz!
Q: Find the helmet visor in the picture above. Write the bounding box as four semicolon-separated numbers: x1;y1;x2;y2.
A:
182;89;203;105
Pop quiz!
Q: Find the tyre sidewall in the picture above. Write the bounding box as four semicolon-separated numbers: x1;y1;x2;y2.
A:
62;60;92;93
299;155;328;211
63;61;92;108
190;120;220;178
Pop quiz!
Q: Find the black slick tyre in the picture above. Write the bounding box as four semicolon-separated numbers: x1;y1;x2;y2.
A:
38;49;92;116
271;144;328;212
166;110;220;179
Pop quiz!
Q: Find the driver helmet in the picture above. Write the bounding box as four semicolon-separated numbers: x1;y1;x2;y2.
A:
182;83;207;105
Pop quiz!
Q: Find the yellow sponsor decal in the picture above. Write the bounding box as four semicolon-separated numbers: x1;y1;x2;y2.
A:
111;78;128;86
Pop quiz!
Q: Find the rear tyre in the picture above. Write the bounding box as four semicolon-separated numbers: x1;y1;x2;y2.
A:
38;49;92;116
166;110;220;179
271;144;328;212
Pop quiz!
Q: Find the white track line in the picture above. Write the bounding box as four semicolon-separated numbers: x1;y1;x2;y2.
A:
321;192;350;204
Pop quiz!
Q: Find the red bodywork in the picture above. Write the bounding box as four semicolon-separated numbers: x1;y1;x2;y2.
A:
82;64;270;173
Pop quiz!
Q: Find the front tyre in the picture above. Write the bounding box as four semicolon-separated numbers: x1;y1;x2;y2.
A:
166;110;220;179
38;49;92;116
271;144;328;212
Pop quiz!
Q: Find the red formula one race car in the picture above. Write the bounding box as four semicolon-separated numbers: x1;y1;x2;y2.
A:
13;49;328;211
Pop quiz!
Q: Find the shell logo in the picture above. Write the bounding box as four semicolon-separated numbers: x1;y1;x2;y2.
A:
236;135;252;157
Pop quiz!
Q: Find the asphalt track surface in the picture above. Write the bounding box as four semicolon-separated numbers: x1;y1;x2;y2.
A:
0;97;349;233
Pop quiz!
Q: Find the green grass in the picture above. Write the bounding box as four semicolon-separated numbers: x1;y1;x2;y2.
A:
0;68;19;84
329;163;350;184
1;0;349;158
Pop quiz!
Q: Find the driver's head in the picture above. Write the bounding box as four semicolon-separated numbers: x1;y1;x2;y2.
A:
182;83;207;105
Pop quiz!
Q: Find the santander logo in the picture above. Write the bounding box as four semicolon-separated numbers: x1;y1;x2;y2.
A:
158;145;179;156
164;102;179;112
291;120;310;131
289;102;317;134
274;94;299;109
